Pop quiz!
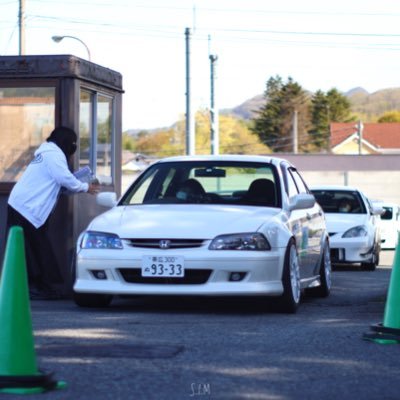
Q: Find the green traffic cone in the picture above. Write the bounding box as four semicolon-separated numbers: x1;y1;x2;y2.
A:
0;226;66;394
382;231;400;329
363;231;400;344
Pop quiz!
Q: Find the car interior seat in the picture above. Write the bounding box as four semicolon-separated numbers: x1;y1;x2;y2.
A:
244;178;276;206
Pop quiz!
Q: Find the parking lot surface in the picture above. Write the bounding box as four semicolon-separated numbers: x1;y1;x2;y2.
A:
2;250;399;400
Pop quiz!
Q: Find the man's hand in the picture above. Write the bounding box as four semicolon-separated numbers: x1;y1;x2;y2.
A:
87;183;99;195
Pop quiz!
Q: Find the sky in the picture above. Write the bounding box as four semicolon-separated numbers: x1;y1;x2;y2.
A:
1;0;400;131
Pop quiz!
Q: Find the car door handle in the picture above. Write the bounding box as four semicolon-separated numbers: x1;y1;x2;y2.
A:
306;213;312;220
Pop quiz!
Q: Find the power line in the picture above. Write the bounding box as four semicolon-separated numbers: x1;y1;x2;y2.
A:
213;27;400;38
19;22;400;55
27;0;400;18
26;13;400;39
16;13;400;54
2;21;18;55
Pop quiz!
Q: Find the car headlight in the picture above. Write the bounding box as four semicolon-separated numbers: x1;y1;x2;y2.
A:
80;231;123;249
342;225;368;238
209;232;271;251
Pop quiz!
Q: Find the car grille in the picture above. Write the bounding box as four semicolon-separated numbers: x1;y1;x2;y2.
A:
126;239;205;249
118;268;212;284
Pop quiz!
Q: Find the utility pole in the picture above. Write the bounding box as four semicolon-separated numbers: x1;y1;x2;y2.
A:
19;0;26;55
185;28;195;155
292;110;298;154
209;53;219;155
357;120;363;155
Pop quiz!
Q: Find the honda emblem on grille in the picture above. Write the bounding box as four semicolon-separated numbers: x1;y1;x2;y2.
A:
159;239;171;249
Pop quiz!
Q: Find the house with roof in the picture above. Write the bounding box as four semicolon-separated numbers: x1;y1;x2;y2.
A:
330;122;400;154
121;151;150;172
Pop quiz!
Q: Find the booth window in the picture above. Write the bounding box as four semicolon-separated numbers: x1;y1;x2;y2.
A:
79;89;114;185
0;86;55;182
79;90;93;171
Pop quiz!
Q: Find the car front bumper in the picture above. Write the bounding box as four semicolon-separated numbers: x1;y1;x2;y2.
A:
74;248;285;297
329;235;374;263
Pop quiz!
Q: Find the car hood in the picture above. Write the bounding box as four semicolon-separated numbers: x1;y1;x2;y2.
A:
87;204;281;239
324;213;368;233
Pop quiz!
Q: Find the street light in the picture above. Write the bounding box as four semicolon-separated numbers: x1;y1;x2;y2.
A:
52;35;91;61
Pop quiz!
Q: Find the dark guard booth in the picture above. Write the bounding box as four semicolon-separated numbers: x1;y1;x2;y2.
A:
0;54;123;294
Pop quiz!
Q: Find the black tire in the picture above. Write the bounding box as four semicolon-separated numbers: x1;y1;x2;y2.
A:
307;240;332;298
277;239;301;313
73;292;113;308
361;244;379;271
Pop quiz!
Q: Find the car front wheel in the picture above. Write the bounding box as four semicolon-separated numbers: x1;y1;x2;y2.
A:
277;239;301;313
361;244;379;271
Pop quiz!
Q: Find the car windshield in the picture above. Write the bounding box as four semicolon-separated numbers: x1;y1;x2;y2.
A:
120;161;281;207
311;189;366;214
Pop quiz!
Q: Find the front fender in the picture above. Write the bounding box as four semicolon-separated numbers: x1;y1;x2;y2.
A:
259;218;294;250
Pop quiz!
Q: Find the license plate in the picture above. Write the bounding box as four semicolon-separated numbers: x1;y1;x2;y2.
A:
142;256;185;277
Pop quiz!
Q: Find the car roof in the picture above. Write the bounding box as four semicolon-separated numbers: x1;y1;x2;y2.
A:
153;154;293;166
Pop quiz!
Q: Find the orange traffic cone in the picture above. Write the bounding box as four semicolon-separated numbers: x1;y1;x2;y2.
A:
0;226;67;394
363;232;400;344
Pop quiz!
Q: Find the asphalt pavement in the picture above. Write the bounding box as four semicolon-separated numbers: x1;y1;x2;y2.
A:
1;250;399;400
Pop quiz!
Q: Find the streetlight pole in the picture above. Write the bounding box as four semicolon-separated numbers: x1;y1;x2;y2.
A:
185;27;195;155
19;0;26;55
52;35;91;61
209;54;219;155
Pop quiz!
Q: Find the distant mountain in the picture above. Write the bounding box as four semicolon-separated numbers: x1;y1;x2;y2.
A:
220;94;264;120
125;87;400;132
348;88;400;118
221;87;400;121
345;87;369;97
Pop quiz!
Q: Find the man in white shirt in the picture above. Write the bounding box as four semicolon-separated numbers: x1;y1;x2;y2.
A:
7;126;98;300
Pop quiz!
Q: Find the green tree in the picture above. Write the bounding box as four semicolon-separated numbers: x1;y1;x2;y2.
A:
326;88;353;121
378;111;400;122
194;109;271;155
219;114;271;154
251;76;310;152
129;111;270;157
122;132;137;151
134;127;184;156
309;88;354;151
309;90;330;150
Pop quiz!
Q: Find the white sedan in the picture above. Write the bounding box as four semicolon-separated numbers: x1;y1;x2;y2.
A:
73;155;331;313
377;202;400;249
311;185;382;270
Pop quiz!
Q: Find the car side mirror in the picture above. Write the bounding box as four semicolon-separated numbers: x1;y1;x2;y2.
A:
288;193;316;211
96;192;117;208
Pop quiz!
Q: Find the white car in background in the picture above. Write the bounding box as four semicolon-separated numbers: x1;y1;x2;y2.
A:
73;155;331;313
377;203;400;249
311;185;382;271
